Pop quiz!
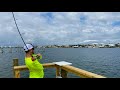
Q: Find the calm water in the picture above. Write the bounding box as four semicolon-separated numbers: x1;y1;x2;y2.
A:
0;48;120;78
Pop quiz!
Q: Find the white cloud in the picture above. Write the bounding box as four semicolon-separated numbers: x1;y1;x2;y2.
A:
0;12;120;46
83;40;98;43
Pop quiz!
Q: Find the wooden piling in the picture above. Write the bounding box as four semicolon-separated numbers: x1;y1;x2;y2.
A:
13;58;20;78
55;65;61;77
13;58;18;66
61;69;68;78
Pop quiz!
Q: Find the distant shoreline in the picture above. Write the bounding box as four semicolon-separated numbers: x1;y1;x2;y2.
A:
0;43;120;48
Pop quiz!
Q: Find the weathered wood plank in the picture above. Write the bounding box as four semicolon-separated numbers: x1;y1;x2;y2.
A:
61;65;106;78
14;63;56;71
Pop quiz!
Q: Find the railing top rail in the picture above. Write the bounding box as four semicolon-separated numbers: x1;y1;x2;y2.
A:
13;62;106;78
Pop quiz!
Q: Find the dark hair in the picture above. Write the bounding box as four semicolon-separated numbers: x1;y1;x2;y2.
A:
25;50;29;53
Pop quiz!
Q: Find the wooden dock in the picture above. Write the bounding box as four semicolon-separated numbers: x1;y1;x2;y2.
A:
13;58;106;78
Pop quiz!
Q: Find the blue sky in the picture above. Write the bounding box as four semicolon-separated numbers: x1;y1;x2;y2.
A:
0;12;120;46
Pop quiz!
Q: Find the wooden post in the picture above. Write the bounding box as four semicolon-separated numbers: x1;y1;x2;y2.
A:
55;65;61;78
61;69;68;78
15;70;20;78
13;58;19;66
13;58;20;78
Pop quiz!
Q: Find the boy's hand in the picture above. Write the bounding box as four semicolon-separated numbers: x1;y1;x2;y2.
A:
36;53;42;57
36;53;42;60
32;53;42;60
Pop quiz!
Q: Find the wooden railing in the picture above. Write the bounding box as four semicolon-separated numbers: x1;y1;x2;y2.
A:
13;58;106;78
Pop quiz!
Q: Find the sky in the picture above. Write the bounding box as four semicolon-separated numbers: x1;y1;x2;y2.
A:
0;12;120;46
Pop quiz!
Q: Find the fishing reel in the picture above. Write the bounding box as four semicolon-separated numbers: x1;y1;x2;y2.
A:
32;54;42;60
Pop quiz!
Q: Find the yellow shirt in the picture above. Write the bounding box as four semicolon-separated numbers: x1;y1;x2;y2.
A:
25;55;44;78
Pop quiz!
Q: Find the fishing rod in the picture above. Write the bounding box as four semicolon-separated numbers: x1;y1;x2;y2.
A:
12;12;29;50
12;12;43;60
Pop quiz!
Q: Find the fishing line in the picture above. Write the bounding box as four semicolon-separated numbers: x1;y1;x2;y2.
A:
12;12;28;50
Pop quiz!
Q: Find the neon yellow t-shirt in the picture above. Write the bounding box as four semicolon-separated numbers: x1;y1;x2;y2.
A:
25;55;44;78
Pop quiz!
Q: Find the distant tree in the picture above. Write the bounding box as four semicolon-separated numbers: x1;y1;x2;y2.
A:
115;44;119;47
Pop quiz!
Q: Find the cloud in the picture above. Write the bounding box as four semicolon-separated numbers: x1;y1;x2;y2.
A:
83;40;98;43
0;12;120;46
